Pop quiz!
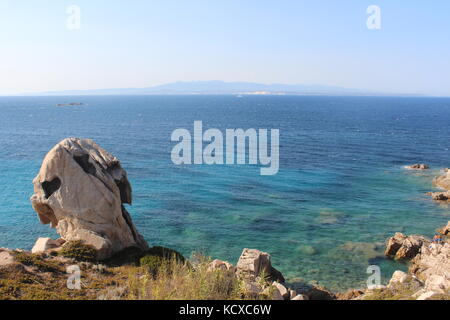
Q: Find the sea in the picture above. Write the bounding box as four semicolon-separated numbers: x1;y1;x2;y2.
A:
0;95;449;291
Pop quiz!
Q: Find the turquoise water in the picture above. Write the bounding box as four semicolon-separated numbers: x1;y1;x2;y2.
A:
0;95;449;291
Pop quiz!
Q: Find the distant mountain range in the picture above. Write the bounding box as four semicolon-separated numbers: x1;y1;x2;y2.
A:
19;81;424;96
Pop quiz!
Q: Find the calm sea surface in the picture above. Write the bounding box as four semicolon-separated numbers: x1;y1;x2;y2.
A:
1;95;449;291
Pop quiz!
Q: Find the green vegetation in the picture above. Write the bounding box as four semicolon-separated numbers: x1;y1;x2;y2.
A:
363;277;423;300
58;241;97;262
14;252;63;273
0;247;271;300
139;246;186;276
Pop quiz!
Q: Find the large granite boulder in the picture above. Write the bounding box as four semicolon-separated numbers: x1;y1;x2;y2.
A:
236;249;285;283
30;138;148;260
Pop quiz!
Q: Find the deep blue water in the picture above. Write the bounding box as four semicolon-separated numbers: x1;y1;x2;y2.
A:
0;95;449;291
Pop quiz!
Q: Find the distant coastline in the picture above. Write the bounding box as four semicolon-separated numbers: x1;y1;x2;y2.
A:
11;80;431;97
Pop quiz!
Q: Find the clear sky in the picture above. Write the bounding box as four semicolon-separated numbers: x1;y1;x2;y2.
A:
0;0;449;96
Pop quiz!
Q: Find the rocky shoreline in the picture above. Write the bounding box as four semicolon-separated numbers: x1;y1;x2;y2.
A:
0;141;449;300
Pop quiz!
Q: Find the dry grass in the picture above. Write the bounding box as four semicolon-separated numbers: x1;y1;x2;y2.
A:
126;254;262;300
0;249;273;300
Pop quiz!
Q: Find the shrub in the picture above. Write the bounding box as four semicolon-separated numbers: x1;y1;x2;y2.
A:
14;252;62;273
139;246;186;276
139;255;164;276
146;246;185;263
58;241;97;262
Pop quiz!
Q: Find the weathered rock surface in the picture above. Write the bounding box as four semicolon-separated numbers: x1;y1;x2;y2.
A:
31;237;65;254
336;289;365;300
272;281;289;300
0;249;14;267
388;270;409;288
385;233;429;260
208;259;235;272
236;248;285;283
263;285;284;300
30;138;148;260
383;221;450;299
409;243;450;293
405;164;429;170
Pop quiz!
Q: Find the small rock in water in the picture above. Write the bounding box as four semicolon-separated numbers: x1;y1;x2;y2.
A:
405;164;429;170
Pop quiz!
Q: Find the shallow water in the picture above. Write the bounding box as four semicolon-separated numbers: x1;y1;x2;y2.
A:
0;95;449;291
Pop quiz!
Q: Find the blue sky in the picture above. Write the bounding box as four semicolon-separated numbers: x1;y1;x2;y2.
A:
0;1;449;96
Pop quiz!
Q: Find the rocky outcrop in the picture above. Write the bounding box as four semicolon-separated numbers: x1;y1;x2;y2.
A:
234;248;319;300
409;243;450;293
433;169;450;190
381;221;450;300
30;138;148;260
385;233;429;260
405;164;429;170
236;248;285;283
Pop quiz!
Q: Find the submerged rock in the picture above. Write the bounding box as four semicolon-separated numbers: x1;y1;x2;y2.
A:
316;209;346;225
338;241;385;262
30;138;148;260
